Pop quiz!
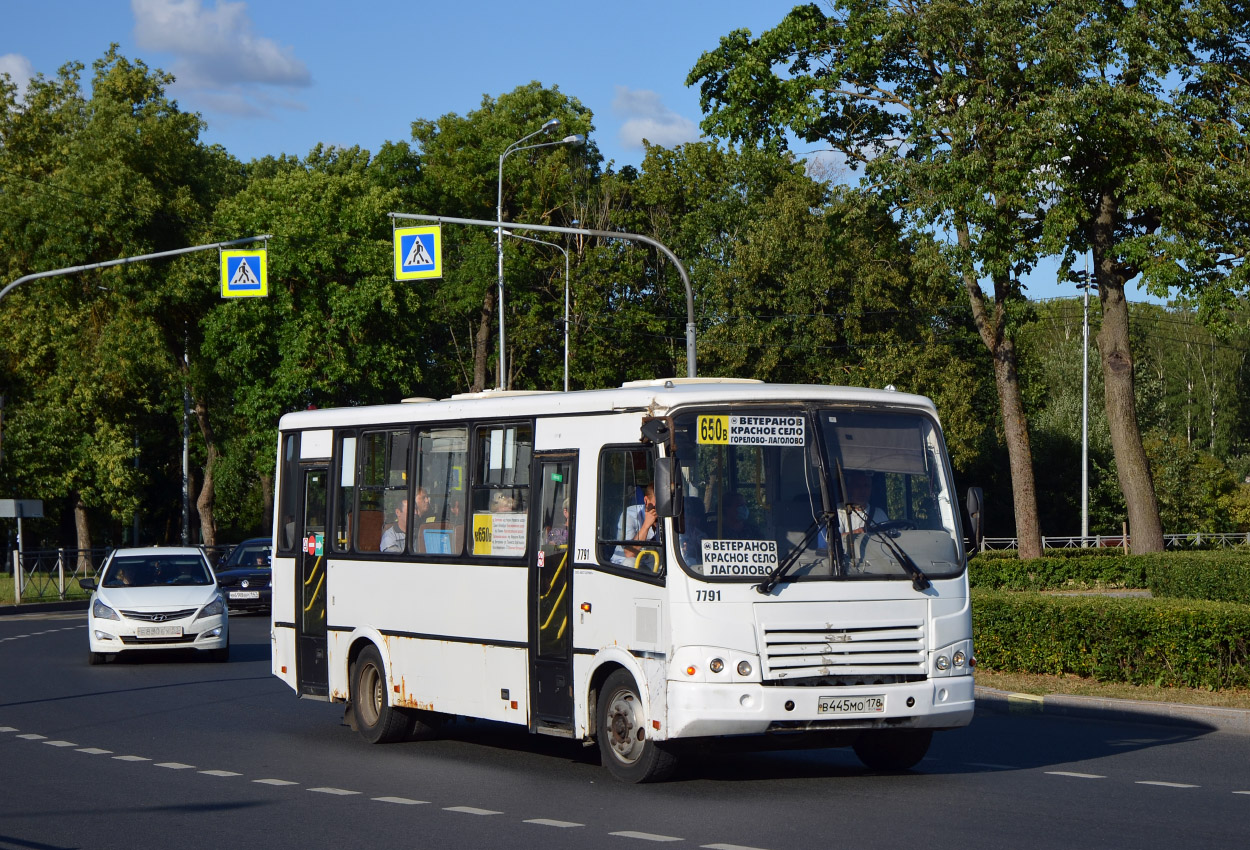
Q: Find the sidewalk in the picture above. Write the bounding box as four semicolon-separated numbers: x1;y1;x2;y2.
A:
975;685;1250;735
0;599;89;616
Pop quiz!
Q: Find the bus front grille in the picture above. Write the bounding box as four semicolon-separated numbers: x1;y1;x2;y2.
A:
759;621;926;684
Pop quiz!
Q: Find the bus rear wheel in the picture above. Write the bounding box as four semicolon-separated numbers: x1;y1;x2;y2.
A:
350;645;411;744
596;669;677;783
852;729;932;771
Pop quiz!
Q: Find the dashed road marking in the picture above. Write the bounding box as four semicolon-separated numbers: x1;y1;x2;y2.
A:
200;770;242;777
155;762;196;770
1045;771;1105;779
525;818;583;828
1137;781;1199;788
0;727;18;733
373;796;428;805
611;831;683;842
445;806;502;816
309;787;360;795
77;748;112;755
254;778;298;786
113;755;150;762
42;740;77;747
17;734;46;740
1233;791;1250;796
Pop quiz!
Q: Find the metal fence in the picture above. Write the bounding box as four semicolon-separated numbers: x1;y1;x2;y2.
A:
982;532;1250;551
7;544;237;605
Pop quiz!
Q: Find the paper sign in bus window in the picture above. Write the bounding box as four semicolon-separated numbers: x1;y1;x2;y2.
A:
697;415;805;446
701;539;778;576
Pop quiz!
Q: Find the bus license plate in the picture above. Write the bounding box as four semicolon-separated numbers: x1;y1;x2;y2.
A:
229;590;260;599
818;695;885;714
137;625;182;638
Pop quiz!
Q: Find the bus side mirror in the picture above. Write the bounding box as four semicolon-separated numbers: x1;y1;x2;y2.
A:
965;487;984;555
652;458;683;519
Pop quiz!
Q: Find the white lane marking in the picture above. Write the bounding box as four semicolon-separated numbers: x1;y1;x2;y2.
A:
610;831;683;842
373;797;428;805
42;740;77;747
1233;791;1250;796
254;779;298;786
113;756;151;762
1137;781;1199;789
155;762;195;770
524;818;583;828
17;734;46;740
444;806;502;816
1046;771;1105;779
200;770;242;777
703;844;775;850
309;787;360;796
0;727;18;733
77;748;112;755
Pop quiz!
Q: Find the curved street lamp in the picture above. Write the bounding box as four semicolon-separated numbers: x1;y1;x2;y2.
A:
501;229;570;392
496;120;584;389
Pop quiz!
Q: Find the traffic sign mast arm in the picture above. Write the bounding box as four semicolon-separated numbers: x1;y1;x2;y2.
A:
389;212;697;379
0;235;273;305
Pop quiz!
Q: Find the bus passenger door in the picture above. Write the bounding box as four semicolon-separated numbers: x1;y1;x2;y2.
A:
530;454;576;731
296;466;329;697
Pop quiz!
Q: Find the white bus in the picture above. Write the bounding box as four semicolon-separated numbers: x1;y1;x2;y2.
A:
270;379;977;782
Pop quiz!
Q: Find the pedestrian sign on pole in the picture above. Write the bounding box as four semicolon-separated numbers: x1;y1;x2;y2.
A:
394;225;442;280
220;248;268;298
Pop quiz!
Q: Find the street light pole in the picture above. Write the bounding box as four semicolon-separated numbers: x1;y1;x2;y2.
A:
501;230;570;391
496;119;584;389
1076;261;1095;546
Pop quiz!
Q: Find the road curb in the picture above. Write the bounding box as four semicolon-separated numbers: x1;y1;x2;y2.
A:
975;685;1250;735
0;600;89;616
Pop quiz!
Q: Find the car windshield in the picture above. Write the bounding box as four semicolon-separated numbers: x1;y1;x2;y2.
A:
672;407;963;583
225;543;271;569
103;556;213;588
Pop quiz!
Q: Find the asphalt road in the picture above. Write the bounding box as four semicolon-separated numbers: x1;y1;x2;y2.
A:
2;611;1249;850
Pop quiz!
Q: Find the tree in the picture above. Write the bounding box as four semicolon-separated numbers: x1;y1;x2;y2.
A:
688;1;1054;556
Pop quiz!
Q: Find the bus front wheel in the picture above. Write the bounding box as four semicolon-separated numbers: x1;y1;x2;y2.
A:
596;669;677;783
852;729;932;771
350;645;411;744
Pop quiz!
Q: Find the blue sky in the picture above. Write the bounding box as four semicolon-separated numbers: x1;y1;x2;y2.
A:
1;0;1159;303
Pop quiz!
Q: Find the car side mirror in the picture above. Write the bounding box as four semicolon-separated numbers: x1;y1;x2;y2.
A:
652;457;683;519
79;577;97;591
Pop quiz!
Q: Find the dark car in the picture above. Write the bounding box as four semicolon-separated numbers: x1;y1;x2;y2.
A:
214;537;272;613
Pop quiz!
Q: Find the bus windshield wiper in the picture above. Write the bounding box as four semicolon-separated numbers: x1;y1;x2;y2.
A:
755;511;837;595
856;511;932;592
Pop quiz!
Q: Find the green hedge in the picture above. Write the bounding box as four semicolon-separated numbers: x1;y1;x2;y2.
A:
970;549;1250;604
972;588;1250;689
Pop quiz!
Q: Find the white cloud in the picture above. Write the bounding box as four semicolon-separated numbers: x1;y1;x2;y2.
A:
613;86;702;151
132;0;309;114
0;53;35;101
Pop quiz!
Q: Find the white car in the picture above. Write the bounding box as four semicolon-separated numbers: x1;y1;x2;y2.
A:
81;547;229;665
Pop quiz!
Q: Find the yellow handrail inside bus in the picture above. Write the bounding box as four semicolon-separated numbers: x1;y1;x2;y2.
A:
634;549;661;573
540;551;566;600
539;582;567;630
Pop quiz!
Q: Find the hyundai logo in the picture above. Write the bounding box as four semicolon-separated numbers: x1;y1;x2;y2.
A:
151;614;168;623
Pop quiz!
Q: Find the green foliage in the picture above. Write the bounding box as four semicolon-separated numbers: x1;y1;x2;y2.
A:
973;588;1250;689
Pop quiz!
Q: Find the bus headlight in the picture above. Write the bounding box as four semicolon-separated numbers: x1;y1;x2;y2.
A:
953;650;966;668
935;655;950;671
709;658;725;674
736;660;752;677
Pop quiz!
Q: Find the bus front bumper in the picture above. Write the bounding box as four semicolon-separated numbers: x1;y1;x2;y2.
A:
665;675;975;739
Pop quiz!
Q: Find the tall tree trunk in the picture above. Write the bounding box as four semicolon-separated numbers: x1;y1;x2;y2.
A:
73;490;92;573
957;221;1042;559
472;286;495;393
1093;193;1165;553
193;396;219;546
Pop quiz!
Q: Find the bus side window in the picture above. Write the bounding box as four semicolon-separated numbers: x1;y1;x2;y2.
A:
596;446;663;572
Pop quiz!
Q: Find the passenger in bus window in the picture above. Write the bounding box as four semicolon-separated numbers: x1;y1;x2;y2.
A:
380;497;409;552
718;491;759;539
612;483;659;566
490;490;516;512
414;486;436;526
545;499;570;546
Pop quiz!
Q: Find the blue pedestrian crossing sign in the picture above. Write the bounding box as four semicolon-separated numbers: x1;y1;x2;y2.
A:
394;225;442;280
220;249;268;298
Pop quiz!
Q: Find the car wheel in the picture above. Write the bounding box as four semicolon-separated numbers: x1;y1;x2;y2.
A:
852;729;932;771
350;645;411;744
596;669;677;783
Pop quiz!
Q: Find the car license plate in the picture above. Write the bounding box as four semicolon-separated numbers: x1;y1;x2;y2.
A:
137;625;182;638
229;590;260;599
818;694;885;714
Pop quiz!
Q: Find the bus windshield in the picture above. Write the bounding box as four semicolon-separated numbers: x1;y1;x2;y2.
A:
672;407;963;583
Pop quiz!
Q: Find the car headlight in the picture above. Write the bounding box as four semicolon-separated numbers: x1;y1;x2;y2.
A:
92;598;120;621
197;595;225;619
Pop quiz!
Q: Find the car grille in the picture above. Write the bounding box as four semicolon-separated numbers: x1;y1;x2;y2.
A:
120;608;198;622
120;634;199;645
758;620;927;684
